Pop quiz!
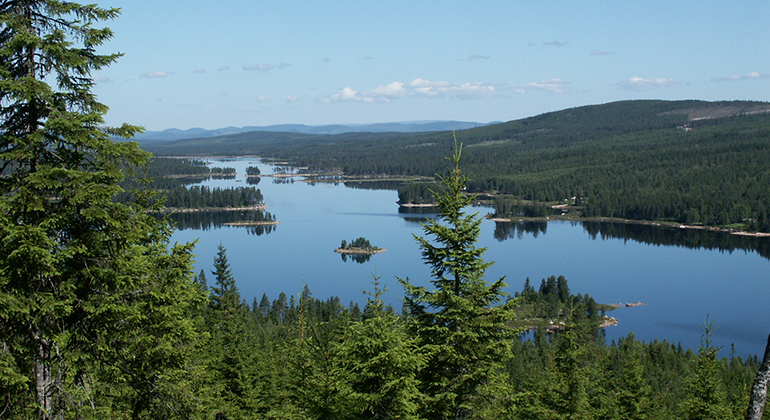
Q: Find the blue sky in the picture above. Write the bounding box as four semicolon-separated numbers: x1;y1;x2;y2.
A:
92;1;769;131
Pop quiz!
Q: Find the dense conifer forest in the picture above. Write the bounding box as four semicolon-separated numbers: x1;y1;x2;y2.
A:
144;100;770;232
115;157;265;210
4;2;770;419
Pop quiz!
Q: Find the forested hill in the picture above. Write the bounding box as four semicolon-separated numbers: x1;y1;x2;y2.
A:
142;99;770;231
133;120;492;141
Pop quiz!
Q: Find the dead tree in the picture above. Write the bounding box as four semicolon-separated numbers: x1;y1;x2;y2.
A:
746;332;770;420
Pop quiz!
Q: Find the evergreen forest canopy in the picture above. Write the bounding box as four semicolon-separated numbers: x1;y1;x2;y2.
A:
143;100;770;232
4;2;770;418
114;157;267;210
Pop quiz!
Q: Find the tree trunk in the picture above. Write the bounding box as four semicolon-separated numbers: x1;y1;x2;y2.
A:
746;332;770;420
35;337;53;420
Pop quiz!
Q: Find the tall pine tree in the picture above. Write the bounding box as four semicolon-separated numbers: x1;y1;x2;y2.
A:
400;134;520;419
0;2;203;418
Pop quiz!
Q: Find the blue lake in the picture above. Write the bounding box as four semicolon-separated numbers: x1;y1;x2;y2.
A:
170;158;770;358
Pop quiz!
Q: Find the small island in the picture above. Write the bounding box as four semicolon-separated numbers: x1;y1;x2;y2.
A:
511;275;621;333
334;237;386;255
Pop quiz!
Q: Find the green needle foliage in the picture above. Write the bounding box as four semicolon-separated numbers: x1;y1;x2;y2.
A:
680;319;736;420
337;273;426;420
0;2;204;418
400;133;520;420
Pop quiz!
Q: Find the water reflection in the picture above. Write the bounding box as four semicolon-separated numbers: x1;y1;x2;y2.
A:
581;221;770;260
493;219;770;260
245;223;276;236
272;177;296;185
246;177;261;186
168;209;277;236
397;206;439;215
344;180;405;191
168;157;770;358
176;176;211;186
493;221;549;240
340;253;371;264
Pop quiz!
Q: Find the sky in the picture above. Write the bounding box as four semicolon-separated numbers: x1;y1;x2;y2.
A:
92;1;769;131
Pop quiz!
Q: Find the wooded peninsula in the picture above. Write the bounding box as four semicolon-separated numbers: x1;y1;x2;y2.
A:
3;9;770;416
143;100;770;234
118;101;770;419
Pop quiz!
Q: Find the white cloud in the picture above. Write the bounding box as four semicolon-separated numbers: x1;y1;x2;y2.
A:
286;95;300;103
516;78;570;94
193;68;206;74
218;66;230;71
712;71;769;83
140;71;174;79
590;50;614;56
325;78;495;103
369;81;406;98
256;95;269;102
326;87;374;103
618;77;681;91
467;54;491;61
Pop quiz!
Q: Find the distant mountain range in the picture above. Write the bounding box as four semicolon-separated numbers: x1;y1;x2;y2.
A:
133;121;496;142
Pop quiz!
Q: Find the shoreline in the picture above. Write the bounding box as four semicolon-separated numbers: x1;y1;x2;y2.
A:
520;316;619;333
485;215;770;238
223;220;280;226
161;204;267;214
398;203;437;208
334;248;387;255
158;156;770;238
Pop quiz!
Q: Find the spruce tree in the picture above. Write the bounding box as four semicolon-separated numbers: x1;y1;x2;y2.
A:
288;286;351;419
554;317;593;418
399;134;519;419
210;243;240;311
0;2;203;418
203;245;261;418
680;319;734;420
338;273;426;420
616;335;652;420
258;292;272;320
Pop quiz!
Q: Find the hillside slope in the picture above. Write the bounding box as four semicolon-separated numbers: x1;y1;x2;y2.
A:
143;100;770;231
134;120;491;141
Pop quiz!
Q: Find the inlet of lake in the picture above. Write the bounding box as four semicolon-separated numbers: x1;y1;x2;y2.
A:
169;158;770;358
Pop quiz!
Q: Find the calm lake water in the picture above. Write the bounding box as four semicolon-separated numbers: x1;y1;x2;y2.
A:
170;158;770;358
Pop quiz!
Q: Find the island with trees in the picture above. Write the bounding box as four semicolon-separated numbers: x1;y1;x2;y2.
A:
334;237;386;255
143;100;770;234
115;157;266;212
513;275;620;332
4;3;770;417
